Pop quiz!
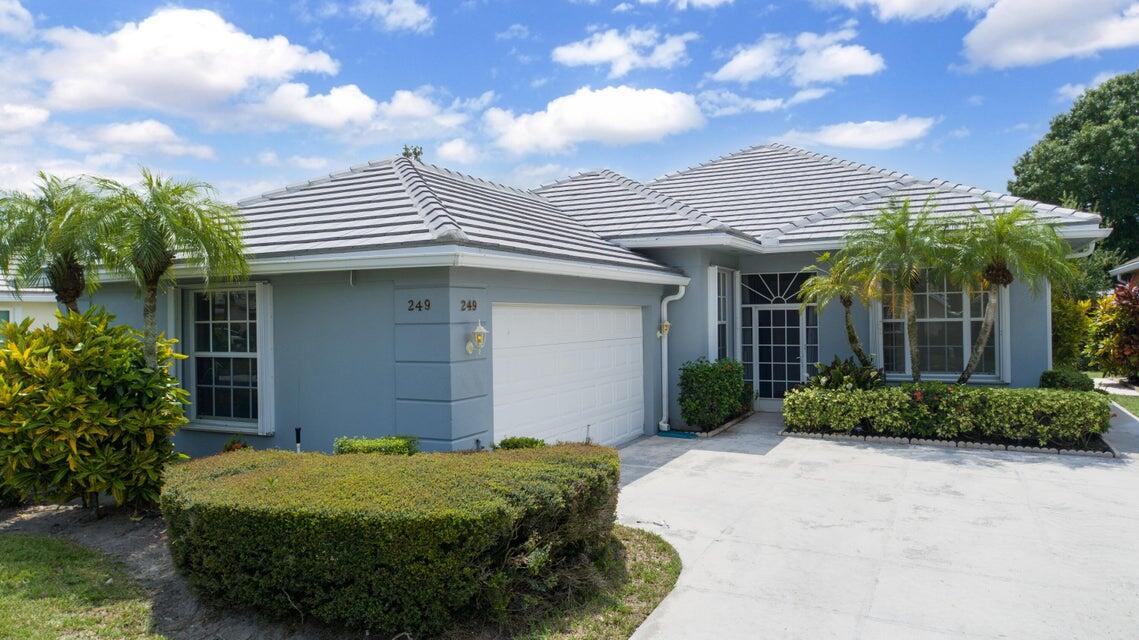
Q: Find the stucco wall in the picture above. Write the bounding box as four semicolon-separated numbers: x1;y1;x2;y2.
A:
90;267;666;457
0;300;62;328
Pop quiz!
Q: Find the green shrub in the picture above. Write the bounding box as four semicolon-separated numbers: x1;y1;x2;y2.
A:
161;444;620;636
1052;293;1091;369
222;437;250;453
807;356;884;391
677;358;745;431
741;382;755;413
0;482;21;508
1086;282;1139;381
0;309;188;506
333;435;418;455
1040;368;1095;391
497;436;546;450
783;385;1110;447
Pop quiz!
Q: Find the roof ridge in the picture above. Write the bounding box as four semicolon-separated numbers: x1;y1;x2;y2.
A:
595;170;751;238
649;143;775;185
532;169;606;193
921;178;1102;222
236;158;395;206
418;160;547;201
391;157;470;243
759;175;921;244
765;143;909;181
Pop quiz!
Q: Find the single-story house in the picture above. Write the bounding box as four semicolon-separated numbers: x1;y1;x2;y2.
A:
86;144;1109;457
1110;256;1139;282
0;277;59;336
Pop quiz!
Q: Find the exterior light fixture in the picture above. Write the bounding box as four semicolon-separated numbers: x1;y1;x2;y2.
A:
466;320;488;355
656;320;671;338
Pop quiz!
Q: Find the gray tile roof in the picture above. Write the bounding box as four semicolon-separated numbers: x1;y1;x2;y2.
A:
237;157;672;273
1111;256;1139;277
534;170;751;241
649;143;1106;246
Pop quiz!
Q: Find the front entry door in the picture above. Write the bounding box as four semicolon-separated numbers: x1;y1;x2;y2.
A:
740;273;818;412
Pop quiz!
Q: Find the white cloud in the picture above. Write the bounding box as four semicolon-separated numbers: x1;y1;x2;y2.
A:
712;23;884;86
257;150;281;166
964;0;1139;68
34;8;337;113
496;23;530;40
613;2;635;11
289;155;330;170
966;94;985;106
824;0;990;21
698;87;830;117
436;137;480;163
779;114;937;149
352;0;434;33
351;87;488;143
254;83;378;128
791;26;886;85
56;120;216;159
0;0;32;39
949;126;971;138
484;85;704;154
1056;70;1123;101
505;163;573;188
638;0;735;8
0;103;49;133
552;27;698;78
710;35;787;83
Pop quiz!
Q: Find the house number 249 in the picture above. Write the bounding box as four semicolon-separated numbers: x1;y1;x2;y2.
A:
407;299;431;311
460;300;478;311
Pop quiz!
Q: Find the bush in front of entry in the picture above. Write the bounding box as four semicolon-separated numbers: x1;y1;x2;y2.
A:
497;436;546;449
160;444;620;636
783;384;1111;448
677;357;746;431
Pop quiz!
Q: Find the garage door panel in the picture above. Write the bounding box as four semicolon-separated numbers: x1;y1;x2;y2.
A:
492;304;645;447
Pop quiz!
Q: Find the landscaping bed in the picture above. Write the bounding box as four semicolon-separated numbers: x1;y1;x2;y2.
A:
783;384;1113;455
161;444;624;637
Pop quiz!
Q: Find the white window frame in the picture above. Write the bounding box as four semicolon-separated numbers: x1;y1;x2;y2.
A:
707;266;737;360
869;284;1011;384
177;282;275;435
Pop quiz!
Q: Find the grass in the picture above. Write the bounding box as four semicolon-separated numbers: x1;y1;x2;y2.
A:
448;524;681;640
1110;393;1139;417
0;532;163;640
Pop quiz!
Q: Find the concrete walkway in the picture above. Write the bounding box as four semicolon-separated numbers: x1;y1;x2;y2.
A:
619;412;1139;639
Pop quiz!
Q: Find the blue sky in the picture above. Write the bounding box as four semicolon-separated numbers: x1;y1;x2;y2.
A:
0;0;1136;202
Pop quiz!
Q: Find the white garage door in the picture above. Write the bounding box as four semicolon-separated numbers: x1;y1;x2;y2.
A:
492;303;645;447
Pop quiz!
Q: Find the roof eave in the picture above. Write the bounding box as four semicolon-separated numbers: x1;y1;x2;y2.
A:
96;245;689;287
616;232;767;254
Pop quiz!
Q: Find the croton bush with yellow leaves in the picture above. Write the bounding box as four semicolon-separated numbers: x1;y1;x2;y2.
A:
0;309;188;507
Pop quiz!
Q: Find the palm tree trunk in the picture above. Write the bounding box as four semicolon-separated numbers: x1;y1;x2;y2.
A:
904;287;921;383
958;285;999;384
59;297;80;314
842;299;874;367
142;281;159;368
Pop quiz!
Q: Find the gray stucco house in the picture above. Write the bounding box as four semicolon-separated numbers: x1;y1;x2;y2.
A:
89;144;1109;457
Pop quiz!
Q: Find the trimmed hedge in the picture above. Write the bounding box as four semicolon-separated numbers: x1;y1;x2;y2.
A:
497;436;546;450
783;384;1111;447
332;435;418;455
1040;368;1095;392
161;444;620;635
677;358;746;431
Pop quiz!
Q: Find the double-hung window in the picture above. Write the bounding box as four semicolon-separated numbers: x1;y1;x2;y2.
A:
879;273;1001;379
0;310;9;344
184;283;274;434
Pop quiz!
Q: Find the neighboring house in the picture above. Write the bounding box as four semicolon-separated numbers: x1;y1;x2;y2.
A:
0;276;59;338
89;144;1109;456
1110;256;1139;282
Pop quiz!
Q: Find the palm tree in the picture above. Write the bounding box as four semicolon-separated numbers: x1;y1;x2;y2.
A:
843;199;949;382
96;169;248;367
951;205;1076;383
799;252;876;367
0;173;112;312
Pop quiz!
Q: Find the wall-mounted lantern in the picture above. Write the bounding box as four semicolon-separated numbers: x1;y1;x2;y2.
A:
656;320;671;338
466;320;488;355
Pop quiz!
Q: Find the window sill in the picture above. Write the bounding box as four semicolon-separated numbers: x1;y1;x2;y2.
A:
884;374;1007;385
184;420;266;435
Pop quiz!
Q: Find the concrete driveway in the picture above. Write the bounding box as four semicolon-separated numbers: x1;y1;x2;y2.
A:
619;411;1139;640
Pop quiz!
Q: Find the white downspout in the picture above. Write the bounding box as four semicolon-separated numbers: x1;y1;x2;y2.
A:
658;285;687;431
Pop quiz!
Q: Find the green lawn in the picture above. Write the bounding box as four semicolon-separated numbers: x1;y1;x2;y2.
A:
0;533;163;640
1110;394;1139;417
